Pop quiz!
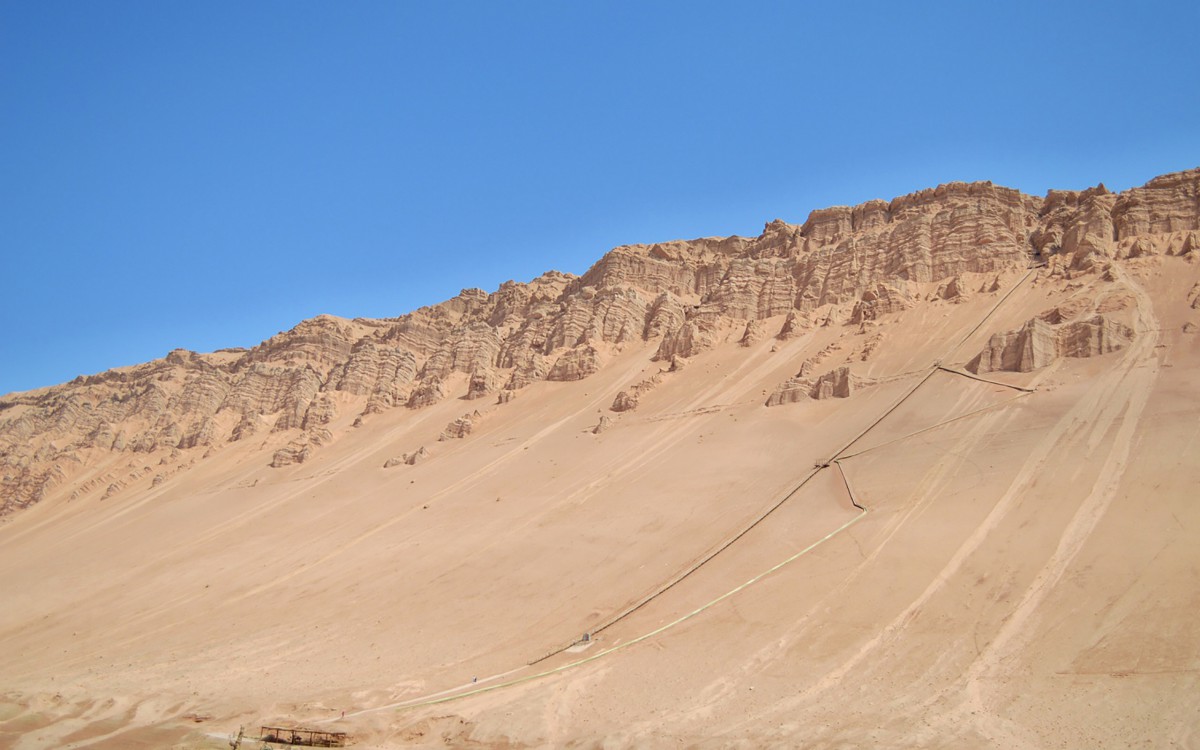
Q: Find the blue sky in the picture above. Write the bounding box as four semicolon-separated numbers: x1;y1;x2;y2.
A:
1;1;1197;395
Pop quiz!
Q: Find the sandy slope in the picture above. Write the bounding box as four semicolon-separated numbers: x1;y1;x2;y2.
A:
1;256;1198;748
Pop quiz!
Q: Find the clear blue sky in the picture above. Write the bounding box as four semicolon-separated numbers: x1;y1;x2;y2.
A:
2;1;1197;395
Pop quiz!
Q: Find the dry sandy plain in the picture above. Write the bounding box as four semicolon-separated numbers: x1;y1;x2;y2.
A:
1;177;1199;748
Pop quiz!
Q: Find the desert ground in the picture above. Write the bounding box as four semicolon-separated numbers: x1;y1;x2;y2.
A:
2;175;1199;748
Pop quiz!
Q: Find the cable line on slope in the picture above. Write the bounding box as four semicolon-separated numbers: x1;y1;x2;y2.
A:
373;266;1042;711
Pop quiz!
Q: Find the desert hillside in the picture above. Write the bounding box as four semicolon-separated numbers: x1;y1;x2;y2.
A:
1;169;1198;748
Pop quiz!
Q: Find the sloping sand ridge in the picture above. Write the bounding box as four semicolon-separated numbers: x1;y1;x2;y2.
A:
1;170;1199;748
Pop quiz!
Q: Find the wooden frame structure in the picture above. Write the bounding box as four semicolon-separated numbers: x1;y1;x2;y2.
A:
258;726;348;747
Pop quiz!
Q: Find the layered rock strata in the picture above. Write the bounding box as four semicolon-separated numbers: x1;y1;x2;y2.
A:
766;366;867;406
3;169;1197;515
967;314;1134;374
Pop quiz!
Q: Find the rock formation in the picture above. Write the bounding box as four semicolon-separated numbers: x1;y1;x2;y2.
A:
547;345;603;382
405;446;430;465
967;314;1134;373
776;310;807;340
848;284;913;324
766;366;865;406
2;168;1198;514
439;413;477;440
465;369;498;400
739;319;765;347
610;374;663;413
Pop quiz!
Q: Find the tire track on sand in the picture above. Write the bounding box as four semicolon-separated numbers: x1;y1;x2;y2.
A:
787;265;1159;712
934;262;1161;742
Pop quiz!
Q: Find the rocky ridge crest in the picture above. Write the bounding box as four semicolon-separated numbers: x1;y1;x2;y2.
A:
2;169;1197;515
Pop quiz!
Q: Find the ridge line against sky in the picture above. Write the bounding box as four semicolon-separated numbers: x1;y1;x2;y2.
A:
2;1;1198;395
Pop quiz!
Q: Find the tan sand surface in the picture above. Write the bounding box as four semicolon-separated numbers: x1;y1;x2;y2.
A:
2;181;1199;748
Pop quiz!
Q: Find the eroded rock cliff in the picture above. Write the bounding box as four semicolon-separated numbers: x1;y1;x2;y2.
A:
2;168;1197;515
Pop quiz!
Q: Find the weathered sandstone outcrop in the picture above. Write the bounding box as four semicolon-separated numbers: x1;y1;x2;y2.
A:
465;369;498;400
439;413;477;440
654;307;724;361
610;374;663;413
406;380;445;409
330;340;417;396
967;314;1133;373
849;284;913;324
547;345;603;382
766;366;863;406
739;320;765;347
3;168;1197;514
384;446;430;467
271;440;312;468
776;310;807;340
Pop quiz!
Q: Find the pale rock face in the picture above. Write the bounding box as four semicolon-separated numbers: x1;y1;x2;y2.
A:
330;340;417;397
1034;186;1119;271
849;284;912;324
405;446;429;465
764;378;809;406
578;238;737;298
801;206;855;246
385;446;430;467
1057;315;1135;359
177;418;217;450
230;413;260;442
1120;230;1200;260
791;183;1038;311
739;319;765;347
2;169;1198;515
776;310;806;340
547;345;603;382
798;342;844;377
765;366;860;406
1113;169;1200;239
592;415;614;434
439;414;474;441
1036;169;1200;274
406;380;445;409
301;395;336;431
935;275;971;302
270;440;311;468
545;286;649;350
610;390;639;412
419;322;502;380
706;258;797;320
465;369;498;400
243;315;360;370
503;351;549;390
968;318;1061;373
654;320;708;361
227;364;323;430
644;293;687;340
653;304;725;361
967;314;1134;373
610;374;662;413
